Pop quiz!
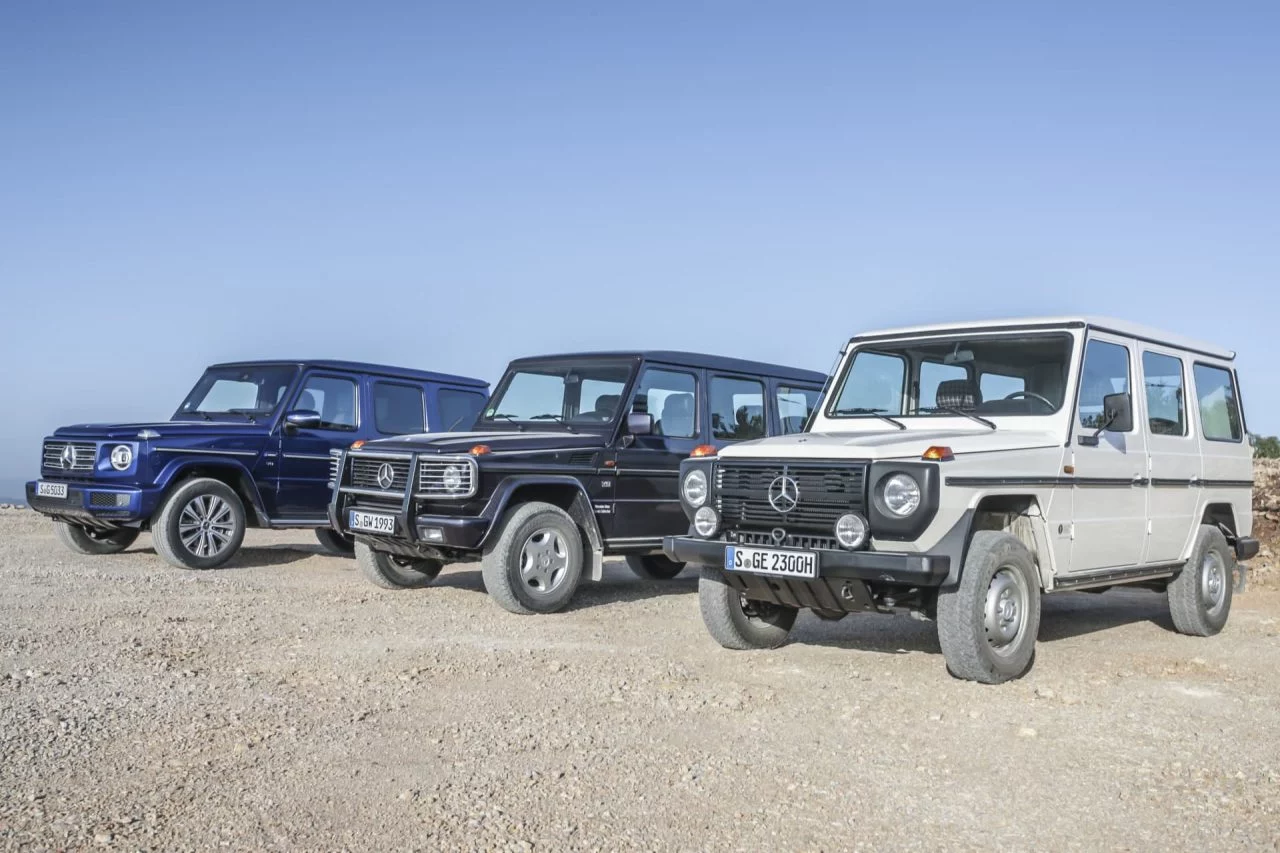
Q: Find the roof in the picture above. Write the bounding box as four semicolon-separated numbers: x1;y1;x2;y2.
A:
508;351;827;383
850;316;1236;361
207;359;489;388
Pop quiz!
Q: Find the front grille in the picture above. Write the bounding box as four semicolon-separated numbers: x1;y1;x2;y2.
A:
733;530;840;551
418;457;477;498
43;441;97;472
716;459;868;536
328;450;342;487
348;455;412;494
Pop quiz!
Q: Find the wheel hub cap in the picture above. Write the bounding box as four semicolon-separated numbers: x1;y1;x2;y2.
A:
984;567;1028;652
178;494;235;559
519;528;569;595
1201;551;1227;612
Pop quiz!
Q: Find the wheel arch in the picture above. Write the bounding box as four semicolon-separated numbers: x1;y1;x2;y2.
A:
938;493;1055;588
155;461;270;527
481;476;605;580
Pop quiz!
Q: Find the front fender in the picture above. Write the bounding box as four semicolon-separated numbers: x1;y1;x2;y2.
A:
153;456;270;526
480;476;605;581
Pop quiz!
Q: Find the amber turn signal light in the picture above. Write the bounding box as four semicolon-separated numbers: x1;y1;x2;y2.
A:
470;444;492;456
351;440;366;449
690;445;717;458
922;445;954;461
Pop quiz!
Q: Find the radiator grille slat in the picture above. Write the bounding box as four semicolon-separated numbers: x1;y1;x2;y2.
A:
348;456;412;494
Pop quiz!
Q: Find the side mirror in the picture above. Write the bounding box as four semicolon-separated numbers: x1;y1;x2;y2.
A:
1078;393;1132;446
285;410;322;432
627;412;654;436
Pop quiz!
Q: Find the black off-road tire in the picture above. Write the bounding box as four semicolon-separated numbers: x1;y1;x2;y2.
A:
315;527;356;557
152;478;247;571
354;541;442;589
625;554;686;580
698;566;798;650
53;522;139;556
937;531;1041;684
481;501;585;615
1167;524;1234;637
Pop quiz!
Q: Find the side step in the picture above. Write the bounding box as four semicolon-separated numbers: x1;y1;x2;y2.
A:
1052;563;1180;592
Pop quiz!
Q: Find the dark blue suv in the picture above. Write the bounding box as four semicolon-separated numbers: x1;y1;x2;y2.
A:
27;360;489;570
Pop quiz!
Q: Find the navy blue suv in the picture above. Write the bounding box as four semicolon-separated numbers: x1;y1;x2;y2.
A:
27;360;489;570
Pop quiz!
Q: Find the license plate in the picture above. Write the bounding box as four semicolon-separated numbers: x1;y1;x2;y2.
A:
348;510;396;534
36;482;68;499
725;545;818;579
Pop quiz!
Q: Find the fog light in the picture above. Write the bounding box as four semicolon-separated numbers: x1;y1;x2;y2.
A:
693;506;720;538
834;513;868;549
420;527;445;543
109;445;133;471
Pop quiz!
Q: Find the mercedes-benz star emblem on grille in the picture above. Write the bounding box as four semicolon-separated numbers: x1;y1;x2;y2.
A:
61;445;76;469
767;473;799;514
771;527;787;545
376;462;396;490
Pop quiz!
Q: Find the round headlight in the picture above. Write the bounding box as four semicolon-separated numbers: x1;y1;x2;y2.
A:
682;469;708;507
693;506;720;538
882;473;921;517
110;444;133;471
834;513;868;549
441;465;464;492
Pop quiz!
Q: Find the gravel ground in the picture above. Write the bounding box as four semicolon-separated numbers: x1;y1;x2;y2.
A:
2;507;1279;852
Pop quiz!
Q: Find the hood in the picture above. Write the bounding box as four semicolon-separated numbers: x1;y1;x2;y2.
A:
52;421;273;441
362;430;609;455
721;427;1061;461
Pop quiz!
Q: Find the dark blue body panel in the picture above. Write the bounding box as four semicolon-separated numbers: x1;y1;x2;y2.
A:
27;360;489;530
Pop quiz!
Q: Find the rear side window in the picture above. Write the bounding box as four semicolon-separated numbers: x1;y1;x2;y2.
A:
295;375;358;430
633;368;698;439
712;376;766;441
1192;364;1242;442
1141;352;1186;437
776;385;820;434
373;382;425;435
438;388;487;431
1078;340;1131;430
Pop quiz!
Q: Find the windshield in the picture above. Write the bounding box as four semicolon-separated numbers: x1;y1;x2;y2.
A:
828;333;1074;420
481;359;634;428
174;365;299;421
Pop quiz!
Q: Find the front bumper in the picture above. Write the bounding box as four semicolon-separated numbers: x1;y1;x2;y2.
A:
25;480;162;527
330;500;493;554
664;535;950;587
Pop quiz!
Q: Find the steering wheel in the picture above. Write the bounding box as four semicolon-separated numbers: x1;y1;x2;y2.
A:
1003;391;1055;411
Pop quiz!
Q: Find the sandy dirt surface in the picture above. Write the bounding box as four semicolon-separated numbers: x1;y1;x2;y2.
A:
2;508;1279;851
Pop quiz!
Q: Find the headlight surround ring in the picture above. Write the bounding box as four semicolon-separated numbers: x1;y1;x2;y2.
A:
881;473;922;517
682;469;709;507
109;444;133;471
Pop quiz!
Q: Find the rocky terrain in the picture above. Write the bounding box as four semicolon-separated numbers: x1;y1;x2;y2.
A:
2;473;1279;851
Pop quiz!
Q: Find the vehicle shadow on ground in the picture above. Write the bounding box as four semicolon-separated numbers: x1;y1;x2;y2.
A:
788;589;1175;656
429;561;702;610
133;544;317;569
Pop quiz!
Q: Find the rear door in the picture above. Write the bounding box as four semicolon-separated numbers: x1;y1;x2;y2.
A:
612;363;703;544
1141;349;1199;564
276;372;361;519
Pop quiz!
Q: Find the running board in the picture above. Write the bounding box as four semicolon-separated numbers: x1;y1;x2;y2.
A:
268;518;327;529
1051;564;1180;592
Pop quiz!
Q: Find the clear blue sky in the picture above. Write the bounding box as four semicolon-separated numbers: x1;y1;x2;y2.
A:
1;2;1277;490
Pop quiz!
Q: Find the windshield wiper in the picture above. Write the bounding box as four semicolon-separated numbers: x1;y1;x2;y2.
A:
486;413;525;431
529;414;576;432
831;407;906;430
186;410;215;421
923;406;997;431
227;409;261;423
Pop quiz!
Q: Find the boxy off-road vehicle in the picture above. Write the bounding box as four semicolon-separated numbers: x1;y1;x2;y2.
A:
330;350;825;613
28;360;488;569
665;317;1257;683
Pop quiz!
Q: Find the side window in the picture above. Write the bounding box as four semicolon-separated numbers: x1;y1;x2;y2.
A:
1077;340;1131;430
919;361;969;410
1141;352;1186;437
373;382;425;435
438;389;487;431
776;385;820;434
711;376;766;441
295;375;358;431
632;368;697;439
980;371;1026;402
1192;364;1242;442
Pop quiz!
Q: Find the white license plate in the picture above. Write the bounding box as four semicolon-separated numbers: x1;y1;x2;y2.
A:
348;510;396;534
725;545;818;579
36;482;68;499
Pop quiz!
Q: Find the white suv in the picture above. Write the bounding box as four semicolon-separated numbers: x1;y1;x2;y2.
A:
664;317;1257;683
